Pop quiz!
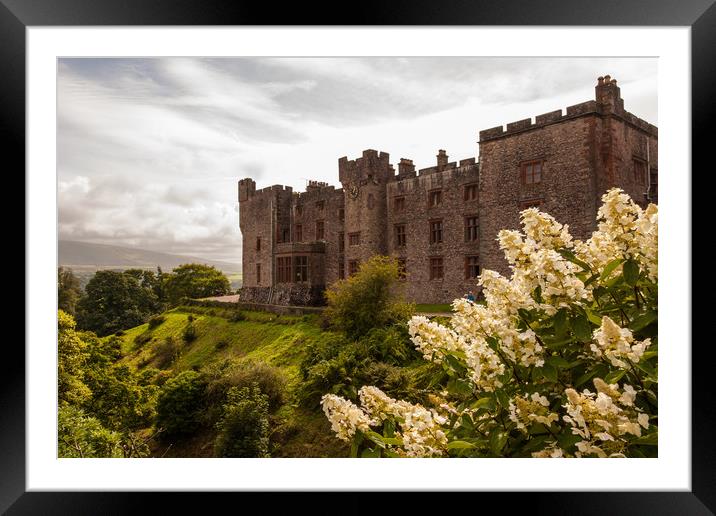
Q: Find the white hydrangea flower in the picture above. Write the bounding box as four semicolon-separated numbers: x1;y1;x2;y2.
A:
591;316;651;368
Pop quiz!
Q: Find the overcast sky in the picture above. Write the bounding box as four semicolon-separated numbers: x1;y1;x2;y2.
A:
57;57;657;264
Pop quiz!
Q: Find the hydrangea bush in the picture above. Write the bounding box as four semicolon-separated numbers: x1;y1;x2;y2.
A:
321;189;658;458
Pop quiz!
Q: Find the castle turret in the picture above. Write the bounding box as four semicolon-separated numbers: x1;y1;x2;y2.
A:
595;75;624;114
338;149;392;273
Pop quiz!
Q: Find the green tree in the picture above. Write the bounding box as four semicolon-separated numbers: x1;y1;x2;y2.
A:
75;270;160;336
58;405;124;458
163;263;231;305
58;267;82;316
58;310;92;406
324;255;414;340
156;370;207;437
214;385;270;457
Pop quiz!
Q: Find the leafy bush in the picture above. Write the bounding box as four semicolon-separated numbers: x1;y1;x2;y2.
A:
324;255;415;340
147;315;166;329
229;310;246;322
182;324;198;344
153;336;181;369
215;340;229;351
133;331;153;348
156;371;207;436
205;359;286;412
58;405;124;458
321;189;659;458
214;385;270;457
163;263;231;305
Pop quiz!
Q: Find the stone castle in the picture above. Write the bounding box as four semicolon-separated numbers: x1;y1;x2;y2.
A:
238;76;658;305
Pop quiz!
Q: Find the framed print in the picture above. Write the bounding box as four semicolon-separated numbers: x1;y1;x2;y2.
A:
6;0;712;513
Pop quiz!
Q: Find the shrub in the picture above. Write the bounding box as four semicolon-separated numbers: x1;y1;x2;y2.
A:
182;324;198;344
215;340;229;351
214;385;270;457
58;405;124;458
229;311;246;322
321;189;659;459
133;331;153;348
324;255;415;340
156;371;207;436
205;359;286;412
147;315;166;329
114;330;125;336
153;336;181;369
187;314;195;323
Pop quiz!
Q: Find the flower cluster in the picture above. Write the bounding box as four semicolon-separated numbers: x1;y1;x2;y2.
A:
573;188;658;281
508;392;560;433
591;316;651;369
562;378;650;457
321;394;376;441
321;188;657;459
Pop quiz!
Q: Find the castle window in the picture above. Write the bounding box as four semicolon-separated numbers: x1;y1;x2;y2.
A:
348;260;359;276
256;264;261;284
368;194;374;209
394;224;406;247
394;196;406;211
429;220;443;244
429;189;442;207
294;256;309;282
465;256;480;280
521;160;543;184
520;199;543;210
397;258;407;280
464;183;478;201
338;232;345;252
339;259;345;279
429;257;444;280
281;228;290;243
256;237;261;251
296;205;303;217
276;257;292;283
339;208;345;221
633;158;647;185
464;216;479;242
349;232;361;246
316;200;325;211
294;224;303;242
316;220;325;240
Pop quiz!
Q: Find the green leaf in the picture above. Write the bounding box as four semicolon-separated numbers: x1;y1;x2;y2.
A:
572;313;592;342
557;432;583;451
495;389;510;408
541;363;558;383
545;356;570;369
584;307;603;326
630;310;657;332
361;447;381;458
604;369;626;384
623;259;640;286
350;434;363;458
447;440;477;450
460;414;474;431
600;258;624;280
489;430;509;455
444;354;467;375
447;378;473;397
532;285;543;304
554;309;569;338
471;397;494;411
631;432;658;446
575;368;598;387
558;249;592;272
543;335;572;350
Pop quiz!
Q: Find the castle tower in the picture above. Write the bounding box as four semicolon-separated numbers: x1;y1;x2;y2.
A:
338;149;392;274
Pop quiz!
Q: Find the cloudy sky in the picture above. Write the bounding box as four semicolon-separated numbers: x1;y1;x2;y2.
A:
57;57;657;265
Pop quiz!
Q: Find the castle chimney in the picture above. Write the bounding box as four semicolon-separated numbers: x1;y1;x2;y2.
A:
437;150;448;171
595;74;624;113
398;158;415;176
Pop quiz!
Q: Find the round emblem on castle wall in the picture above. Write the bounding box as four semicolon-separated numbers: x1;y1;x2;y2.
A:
349;183;359;199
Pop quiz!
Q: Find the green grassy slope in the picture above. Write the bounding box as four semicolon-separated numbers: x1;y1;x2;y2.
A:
112;305;349;457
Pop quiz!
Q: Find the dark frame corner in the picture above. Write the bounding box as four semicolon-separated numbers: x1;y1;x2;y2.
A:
6;0;711;513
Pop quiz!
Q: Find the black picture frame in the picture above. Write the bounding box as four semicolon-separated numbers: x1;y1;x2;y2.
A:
5;1;710;513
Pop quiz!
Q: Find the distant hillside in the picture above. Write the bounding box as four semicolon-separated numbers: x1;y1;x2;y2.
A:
59;240;242;289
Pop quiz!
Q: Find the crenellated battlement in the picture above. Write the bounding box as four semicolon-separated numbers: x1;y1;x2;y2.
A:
293;181;342;202
239;178;294;203
338;149;392;184
479;76;657;142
